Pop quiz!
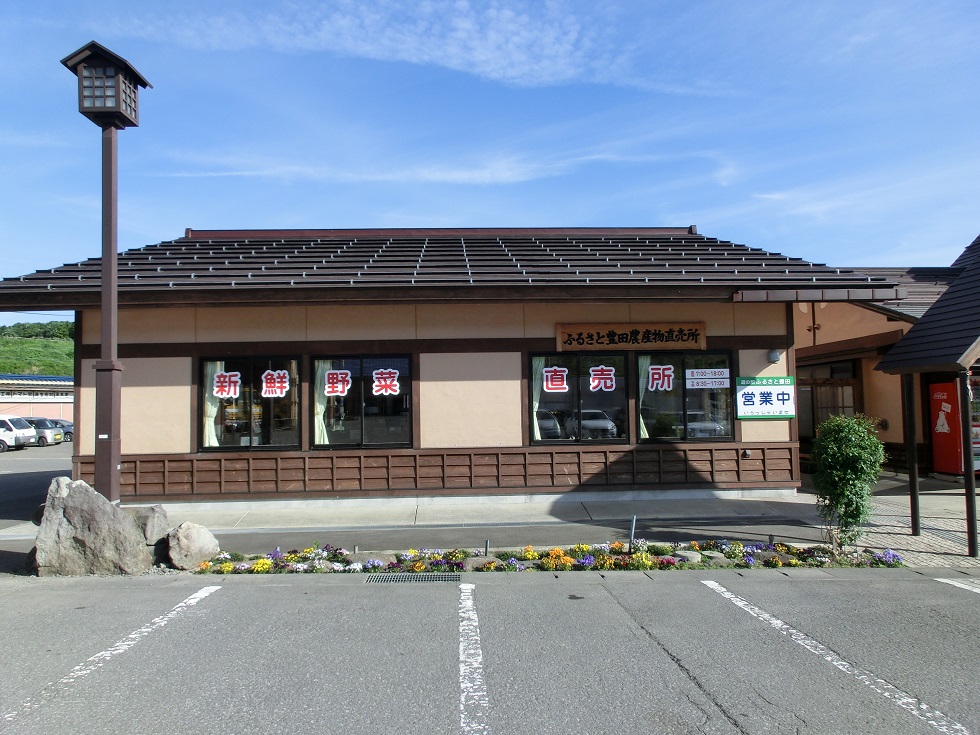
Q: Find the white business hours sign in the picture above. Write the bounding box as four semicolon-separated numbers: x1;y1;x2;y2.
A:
736;377;796;419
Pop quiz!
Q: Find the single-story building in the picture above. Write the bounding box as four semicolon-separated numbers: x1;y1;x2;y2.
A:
0;227;904;503
792;267;955;469
0;374;74;421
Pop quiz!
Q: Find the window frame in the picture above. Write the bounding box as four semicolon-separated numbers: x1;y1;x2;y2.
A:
529;352;629;445
311;354;413;449
200;355;301;451
636;351;734;442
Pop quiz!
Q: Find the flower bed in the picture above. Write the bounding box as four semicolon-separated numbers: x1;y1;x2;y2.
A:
196;539;903;575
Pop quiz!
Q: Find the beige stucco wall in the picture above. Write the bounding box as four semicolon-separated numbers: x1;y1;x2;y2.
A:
78;359;95;455
419;352;523;448
88;301;789;345
737;349;792;442
793;302;910;347
78;357;192;455
861;357;910;444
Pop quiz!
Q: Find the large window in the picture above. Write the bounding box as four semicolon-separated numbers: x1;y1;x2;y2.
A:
202;357;299;449
313;357;411;447
638;353;733;440
530;354;627;442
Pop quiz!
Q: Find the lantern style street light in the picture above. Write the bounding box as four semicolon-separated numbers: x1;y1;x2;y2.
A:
61;42;151;502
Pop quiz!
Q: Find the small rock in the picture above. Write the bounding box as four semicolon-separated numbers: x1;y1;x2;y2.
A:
673;549;702;564
167;522;220;570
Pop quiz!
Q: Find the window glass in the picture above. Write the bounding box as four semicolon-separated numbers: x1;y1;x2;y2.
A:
313;356;411;447
639;353;733;440
638;355;684;438
203;357;299;449
531;354;626;443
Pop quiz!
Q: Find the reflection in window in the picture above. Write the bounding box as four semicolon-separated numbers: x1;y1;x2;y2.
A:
202;357;299;449
531;354;627;443
639;353;733;440
313;357;411;447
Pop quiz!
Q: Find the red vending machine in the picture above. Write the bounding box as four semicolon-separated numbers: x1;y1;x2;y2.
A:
930;382;962;475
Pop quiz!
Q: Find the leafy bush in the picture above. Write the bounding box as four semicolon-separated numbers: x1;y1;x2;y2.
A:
811;414;885;554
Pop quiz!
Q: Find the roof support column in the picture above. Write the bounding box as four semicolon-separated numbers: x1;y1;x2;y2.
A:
902;373;921;535
957;371;978;557
93;125;122;503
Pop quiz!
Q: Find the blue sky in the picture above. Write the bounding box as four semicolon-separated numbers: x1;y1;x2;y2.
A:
1;1;979;325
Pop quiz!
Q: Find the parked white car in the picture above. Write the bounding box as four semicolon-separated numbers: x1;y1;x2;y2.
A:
0;414;38;451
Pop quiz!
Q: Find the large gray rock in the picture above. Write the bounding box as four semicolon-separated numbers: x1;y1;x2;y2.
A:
34;477;153;577
167;522;220;570
126;505;170;546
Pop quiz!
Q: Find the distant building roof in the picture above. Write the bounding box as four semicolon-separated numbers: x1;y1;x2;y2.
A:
0;374;73;386
877;233;980;374
0;227;902;309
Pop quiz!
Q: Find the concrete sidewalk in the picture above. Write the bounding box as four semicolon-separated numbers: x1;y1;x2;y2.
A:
1;473;977;569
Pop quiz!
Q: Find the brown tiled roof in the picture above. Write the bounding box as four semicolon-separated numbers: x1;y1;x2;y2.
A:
859;266;959;320
0;227;902;308
877;232;980;373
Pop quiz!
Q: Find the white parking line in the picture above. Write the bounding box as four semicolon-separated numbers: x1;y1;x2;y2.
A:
458;583;491;735
701;580;970;735
936;577;980;595
1;585;221;729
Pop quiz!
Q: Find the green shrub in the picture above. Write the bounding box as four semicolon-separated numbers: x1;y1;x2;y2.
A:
811;414;885;554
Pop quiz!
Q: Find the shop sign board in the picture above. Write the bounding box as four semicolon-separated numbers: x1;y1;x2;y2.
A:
557;323;705;351
735;377;795;419
686;368;729;389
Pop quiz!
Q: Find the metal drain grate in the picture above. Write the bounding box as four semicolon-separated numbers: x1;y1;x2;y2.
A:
366;573;462;584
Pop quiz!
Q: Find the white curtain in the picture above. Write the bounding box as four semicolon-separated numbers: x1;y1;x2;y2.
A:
637;355;651;439
531;356;544;441
314;360;329;445
203;360;222;447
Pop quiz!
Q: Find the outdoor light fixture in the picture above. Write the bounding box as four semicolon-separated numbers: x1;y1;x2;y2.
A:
61;42;151;503
62;42;150;129
766;348;781;364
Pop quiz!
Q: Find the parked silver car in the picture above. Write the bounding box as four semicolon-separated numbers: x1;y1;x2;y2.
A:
50;418;74;442
564;410;618;440
23;417;64;447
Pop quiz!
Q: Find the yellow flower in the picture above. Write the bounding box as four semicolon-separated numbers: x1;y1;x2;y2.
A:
408;560;427;573
522;545;540;560
548;547;565;559
689;541;701;551
250;558;273;573
217;562;234;574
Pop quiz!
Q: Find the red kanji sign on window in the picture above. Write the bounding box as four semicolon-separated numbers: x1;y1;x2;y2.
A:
260;369;291;398
648;365;674;392
212;371;241;399
372;368;401;396
542;366;569;393
589;365;616;392
324;369;352;396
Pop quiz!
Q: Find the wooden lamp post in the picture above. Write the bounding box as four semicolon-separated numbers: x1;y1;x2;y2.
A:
61;42;151;502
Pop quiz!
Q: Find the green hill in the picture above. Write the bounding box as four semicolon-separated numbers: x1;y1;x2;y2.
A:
0;322;74;375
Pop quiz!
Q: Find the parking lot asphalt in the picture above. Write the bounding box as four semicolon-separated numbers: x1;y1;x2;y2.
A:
1;439;978;570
